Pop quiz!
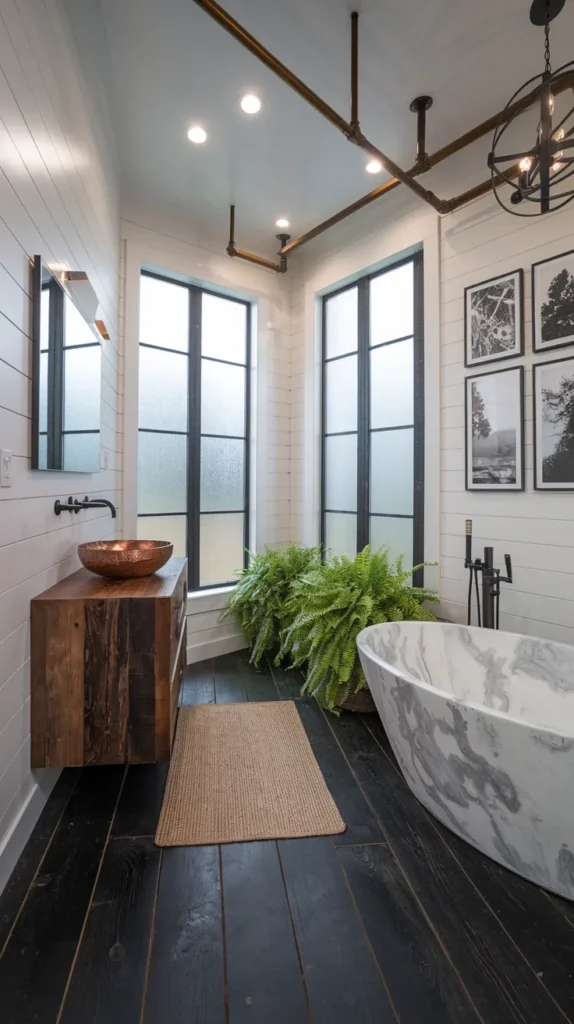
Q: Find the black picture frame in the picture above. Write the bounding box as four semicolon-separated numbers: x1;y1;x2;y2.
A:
532;248;574;353
464;268;524;367
533;355;574;491
465;365;525;492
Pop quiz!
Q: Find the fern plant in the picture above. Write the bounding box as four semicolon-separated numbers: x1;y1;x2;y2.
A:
224;545;321;668
278;546;437;713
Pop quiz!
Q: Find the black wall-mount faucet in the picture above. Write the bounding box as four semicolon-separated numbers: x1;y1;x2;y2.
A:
54;496;117;519
465;520;512;629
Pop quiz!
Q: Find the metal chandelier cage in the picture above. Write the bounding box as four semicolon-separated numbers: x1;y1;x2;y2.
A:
488;0;574;216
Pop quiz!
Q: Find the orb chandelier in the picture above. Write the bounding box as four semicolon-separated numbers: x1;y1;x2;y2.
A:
488;0;574;216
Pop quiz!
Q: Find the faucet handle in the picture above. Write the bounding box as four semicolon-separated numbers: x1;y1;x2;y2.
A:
503;554;513;583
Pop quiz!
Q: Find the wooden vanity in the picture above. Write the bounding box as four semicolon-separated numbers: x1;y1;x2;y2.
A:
31;558;187;768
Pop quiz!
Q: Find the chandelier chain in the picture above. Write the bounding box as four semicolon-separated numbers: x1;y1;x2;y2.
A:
544;0;551;74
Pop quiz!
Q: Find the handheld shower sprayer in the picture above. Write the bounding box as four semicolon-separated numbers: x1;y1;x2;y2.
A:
464;520;513;629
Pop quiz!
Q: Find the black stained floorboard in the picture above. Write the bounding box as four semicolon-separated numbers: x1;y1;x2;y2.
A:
0;765;124;1024
278;835;396;1024
270;661;305;701
143;845;225;1024
296;698;384;846
328;711;568;1024
337;843;480;1024
0;767;81;953
221;841;310;1024
180;659;216;706
111;763;169;838
213;652;248;703
239;650;280;702
59;837;160;1024
2;654;573;1024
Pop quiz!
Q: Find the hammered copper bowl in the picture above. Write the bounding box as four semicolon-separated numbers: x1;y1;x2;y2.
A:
78;540;174;579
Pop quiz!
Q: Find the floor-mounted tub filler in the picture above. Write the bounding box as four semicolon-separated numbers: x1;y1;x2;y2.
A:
357;622;574;902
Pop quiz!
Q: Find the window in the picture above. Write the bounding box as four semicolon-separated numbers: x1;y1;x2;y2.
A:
137;271;250;589
321;252;424;580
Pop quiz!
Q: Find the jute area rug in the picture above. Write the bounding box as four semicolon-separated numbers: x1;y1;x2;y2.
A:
155;701;346;847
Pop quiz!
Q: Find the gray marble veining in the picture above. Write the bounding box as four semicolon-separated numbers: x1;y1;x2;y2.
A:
357;621;574;901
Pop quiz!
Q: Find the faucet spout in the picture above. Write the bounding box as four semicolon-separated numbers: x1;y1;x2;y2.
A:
78;496;117;518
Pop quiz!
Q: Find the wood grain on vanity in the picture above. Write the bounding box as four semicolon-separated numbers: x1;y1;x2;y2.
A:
31;558;187;768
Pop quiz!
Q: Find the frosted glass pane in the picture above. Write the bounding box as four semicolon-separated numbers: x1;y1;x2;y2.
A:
200;513;244;586
325;513;357;558
139;346;188;431
39;351;48;431
325;287;358;358
202;293;247;363
64;295;97;348
370;338;413;429
370;516;413;569
63;432;100;473
370;262;414;346
140;274;189;352
325;434;357;511
63;345;101;431
201;360;245;436
325;354;357;433
38;433;47;470
138;431;187;514
201;437;244;511
40;286;50;351
137;515;187;558
371;429;414;515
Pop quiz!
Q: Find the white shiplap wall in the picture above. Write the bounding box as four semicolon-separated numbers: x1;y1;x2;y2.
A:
288;161;574;646
0;0;120;891
440;194;574;643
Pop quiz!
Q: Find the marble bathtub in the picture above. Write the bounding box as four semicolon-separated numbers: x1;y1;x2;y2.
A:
356;621;574;901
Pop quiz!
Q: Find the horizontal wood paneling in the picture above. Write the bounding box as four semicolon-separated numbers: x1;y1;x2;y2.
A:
0;0;120;890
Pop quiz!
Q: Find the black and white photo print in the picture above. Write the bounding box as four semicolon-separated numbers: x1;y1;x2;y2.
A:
532;249;574;352
534;356;574;490
465;366;524;491
464;269;524;367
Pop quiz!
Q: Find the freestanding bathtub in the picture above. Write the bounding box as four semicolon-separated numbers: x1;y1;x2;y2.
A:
356;621;574;901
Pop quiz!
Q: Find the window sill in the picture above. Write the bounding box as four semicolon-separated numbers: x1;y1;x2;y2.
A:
187;584;235;603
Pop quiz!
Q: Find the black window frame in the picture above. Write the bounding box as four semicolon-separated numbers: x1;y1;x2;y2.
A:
138;269;251;592
321;250;425;585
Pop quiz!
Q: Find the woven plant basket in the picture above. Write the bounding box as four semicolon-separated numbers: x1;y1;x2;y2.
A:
340;684;377;713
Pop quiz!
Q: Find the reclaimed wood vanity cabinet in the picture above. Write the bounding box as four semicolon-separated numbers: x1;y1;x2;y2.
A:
31;558;187;768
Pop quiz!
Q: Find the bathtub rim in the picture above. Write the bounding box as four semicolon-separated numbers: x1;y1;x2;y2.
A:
356;621;574;740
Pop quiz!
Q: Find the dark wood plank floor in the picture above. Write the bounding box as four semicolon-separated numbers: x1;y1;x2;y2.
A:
1;649;573;1023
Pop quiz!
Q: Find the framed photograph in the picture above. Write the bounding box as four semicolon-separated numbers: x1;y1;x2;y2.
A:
464;269;524;367
532;249;574;352
465;366;524;491
533;356;574;490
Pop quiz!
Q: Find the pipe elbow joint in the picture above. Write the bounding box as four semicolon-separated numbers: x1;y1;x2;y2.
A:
226;242;237;257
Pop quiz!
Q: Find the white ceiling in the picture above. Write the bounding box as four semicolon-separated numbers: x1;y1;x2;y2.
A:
94;0;574;254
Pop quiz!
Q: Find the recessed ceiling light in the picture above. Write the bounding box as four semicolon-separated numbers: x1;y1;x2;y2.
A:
276;218;290;228
187;125;208;144
366;158;383;174
240;93;262;114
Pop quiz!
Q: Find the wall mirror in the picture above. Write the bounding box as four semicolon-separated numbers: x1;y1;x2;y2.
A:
31;256;102;472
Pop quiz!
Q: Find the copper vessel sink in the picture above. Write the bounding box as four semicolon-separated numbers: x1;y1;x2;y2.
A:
78;540;173;579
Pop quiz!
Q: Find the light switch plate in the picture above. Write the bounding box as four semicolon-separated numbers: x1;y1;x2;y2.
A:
0;450;12;487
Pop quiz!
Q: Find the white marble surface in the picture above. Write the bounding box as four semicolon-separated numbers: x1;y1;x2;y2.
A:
357;622;574;901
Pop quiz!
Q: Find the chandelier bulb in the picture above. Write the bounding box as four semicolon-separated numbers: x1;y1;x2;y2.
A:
519;156;533;172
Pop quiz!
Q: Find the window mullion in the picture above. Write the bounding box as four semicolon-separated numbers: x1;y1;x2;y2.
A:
188;286;202;590
412;251;425;586
357;278;370;552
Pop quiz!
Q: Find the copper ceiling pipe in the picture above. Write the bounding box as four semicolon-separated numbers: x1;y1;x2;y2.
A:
278;72;574;255
191;0;445;213
226;205;288;273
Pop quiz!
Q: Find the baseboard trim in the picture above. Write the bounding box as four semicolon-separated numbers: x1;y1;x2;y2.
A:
0;771;61;896
187;633;247;664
